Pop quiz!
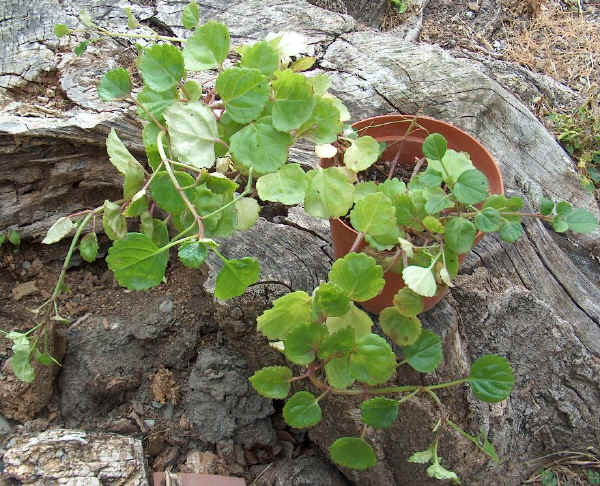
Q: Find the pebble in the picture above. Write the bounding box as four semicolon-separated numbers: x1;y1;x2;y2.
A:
465;10;475;18
159;298;173;314
0;414;12;436
11;281;38;301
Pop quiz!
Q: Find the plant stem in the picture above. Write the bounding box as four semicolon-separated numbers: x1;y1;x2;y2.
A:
48;212;94;304
94;26;185;43
424;378;468;391
348;232;364;253
157;131;205;238
199;169;253;220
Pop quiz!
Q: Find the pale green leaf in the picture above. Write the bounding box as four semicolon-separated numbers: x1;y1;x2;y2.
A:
402;265;437;297
102;200;127;241
304;168;354;219
214;257;260;300
138;44;184;92
98;68;131;101
42;217;75;244
215;67;269;124
344;136;380;172
257;163;308;205
257;291;312;340
106;129;145;200
184;21;230;70
79;232;99;263
235;197;260;231
326;303;373;339
182;0;200;30
271;70;315;131
328;253;385;302
164;101;218;169
249;366;292;398
349;333;396;385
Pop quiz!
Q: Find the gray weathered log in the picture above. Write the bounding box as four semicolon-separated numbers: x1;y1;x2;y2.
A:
1;429;148;485
0;1;599;485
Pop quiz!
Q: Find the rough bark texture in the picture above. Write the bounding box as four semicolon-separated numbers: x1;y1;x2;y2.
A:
2;429;147;485
1;1;599;485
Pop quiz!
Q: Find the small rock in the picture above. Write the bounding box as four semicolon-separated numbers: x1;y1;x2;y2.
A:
0;414;12;436
159;298;173;314
180;450;227;474
153;445;178;471
467;1;480;12
11;281;38;300
465;10;475;18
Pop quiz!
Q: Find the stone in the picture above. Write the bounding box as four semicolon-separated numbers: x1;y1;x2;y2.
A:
183;347;276;447
254;454;349;486
1;429;147;485
11;280;38;300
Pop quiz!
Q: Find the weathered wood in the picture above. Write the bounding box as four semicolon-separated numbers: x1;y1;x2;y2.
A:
2;429;148;485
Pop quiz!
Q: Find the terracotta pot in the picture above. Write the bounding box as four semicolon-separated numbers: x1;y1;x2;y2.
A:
324;114;505;314
152;472;246;486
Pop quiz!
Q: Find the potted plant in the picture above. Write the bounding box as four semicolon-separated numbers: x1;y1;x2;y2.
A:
321;113;505;313
3;4;597;484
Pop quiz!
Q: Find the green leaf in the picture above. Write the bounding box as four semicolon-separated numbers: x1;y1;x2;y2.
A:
484;195;523;211
329;437;376;471
475;207;501;232
106;233;168;290
284;322;328;365
540;197;555;216
565;208;598;233
353;181;378;202
137;86;177;122
312;283;351;318
556;201;572;218
152;218;170;247
318;327;355;360
304;168;355;219
34;349;59;366
150;171;196;214
106;129;145;200
0;233;5;246
429;150;473;185
138;44;184;92
257;291;312;340
326;303;373;339
74;41;88;56
423;133;447;160
445;217;476;254
328;253;385;302
402;265;437;297
235;197;259;231
272;70;316;131
553;215;568;233
79;232;99;263
379;307;422;346
239;41;279;77
165;101;218;169
283;391;322;428
408;446;434;464
290;56;315;72
411;169;443;189
343;136;380;172
300;97;342;144
424;188;454;215
142;122;162;170
178;242;208;268
98;68;131;101
427;463;460;484
10;353;35;383
102;200;127;241
349;333;396;385
215;111;244;157
499;219;523;242
350;192;399;243
216;68;269;124
453;169;489;204
361;397;399;429
184;21;230;70
54;24;70;38
309;74;331;96
183;80;203;101
403;329;442;373
42;217;75;244
257;163;308;205
393;287;424;316
182;0;200;30
422;215;444;234
230;117;292;174
214;257;260;300
249;366;292;399
468;354;514;403
124;7;139;29
325;356;355;389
